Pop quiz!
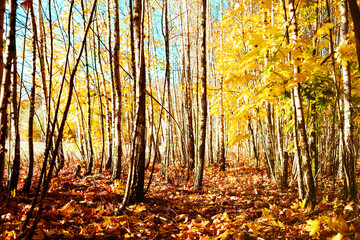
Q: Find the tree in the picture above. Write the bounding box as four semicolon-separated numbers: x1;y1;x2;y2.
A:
218;0;225;172
121;0;146;205
347;0;360;63
185;0;195;176
340;0;356;200
163;0;171;183
0;0;17;190
23;1;38;195
289;0;316;207
193;0;207;190
81;0;95;176
112;0;122;180
0;0;5;87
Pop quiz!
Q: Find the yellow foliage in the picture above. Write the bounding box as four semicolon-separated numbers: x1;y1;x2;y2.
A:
336;40;357;64
305;219;320;236
330;233;343;240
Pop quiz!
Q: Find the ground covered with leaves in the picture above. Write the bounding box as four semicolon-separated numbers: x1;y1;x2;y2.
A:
1;163;360;239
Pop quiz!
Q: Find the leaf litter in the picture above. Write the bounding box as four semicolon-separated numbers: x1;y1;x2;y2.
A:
1;163;360;239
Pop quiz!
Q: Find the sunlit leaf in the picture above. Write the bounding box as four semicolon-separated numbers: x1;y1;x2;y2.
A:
305;219;320;236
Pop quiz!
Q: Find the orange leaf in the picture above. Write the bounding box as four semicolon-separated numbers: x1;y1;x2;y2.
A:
21;0;33;10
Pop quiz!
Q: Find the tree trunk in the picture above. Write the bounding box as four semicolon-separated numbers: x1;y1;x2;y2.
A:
185;0;195;173
8;48;20;194
340;0;357;200
121;0;146;206
23;3;38;194
164;0;171;183
105;0;114;171
0;0;5;87
0;0;17;190
112;0;122;180
95;21;106;173
37;0;50;144
194;0;207;190
289;0;316;206
80;0;94;176
347;0;360;63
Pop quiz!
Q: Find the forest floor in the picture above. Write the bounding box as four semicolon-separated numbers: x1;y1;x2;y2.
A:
1;161;360;239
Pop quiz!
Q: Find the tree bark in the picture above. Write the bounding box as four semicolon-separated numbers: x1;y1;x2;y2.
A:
81;0;94;176
185;0;195;173
289;0;316;207
121;0;146;206
194;0;207;190
164;0;171;183
8;49;20;194
112;0;122;180
23;3;38;194
0;0;5;87
0;0;17;190
340;0;357;200
347;0;360;63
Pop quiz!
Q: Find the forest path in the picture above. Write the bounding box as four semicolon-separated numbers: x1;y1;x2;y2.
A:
1;163;359;239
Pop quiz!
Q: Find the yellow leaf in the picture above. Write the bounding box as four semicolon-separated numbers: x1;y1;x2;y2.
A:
11;189;16;198
321;195;329;204
217;229;233;240
305;219;320;236
299;198;307;209
330;233;343;240
59;200;75;216
344;202;354;212
336;40;357;64
271;220;284;228
246;223;260;237
220;212;231;222
102;216;113;228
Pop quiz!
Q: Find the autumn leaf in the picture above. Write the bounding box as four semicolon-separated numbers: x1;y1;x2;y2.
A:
59;200;76;216
336;40;357;64
305;219;320;236
21;0;33;10
220;212;231;222
331;233;343;240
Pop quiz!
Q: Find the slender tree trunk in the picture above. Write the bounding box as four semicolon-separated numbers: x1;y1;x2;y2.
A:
219;76;225;171
292;91;304;199
163;0;171;183
289;0;316;207
218;0;225;172
277;115;288;188
185;0;195;173
112;0;122;180
248;118;259;167
8;49;20;194
121;0;146;206
194;0;207;190
0;0;17;190
37;0;50;144
340;0;357;200
347;0;360;63
0;0;5;87
96;22;106;173
309;102;318;182
23;3;38;194
80;0;94;176
105;0;114;171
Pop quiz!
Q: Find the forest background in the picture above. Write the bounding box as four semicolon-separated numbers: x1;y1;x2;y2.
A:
1;0;360;239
